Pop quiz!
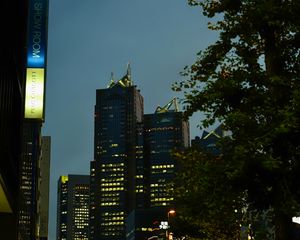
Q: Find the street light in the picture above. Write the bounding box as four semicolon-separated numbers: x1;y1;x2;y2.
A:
167;210;176;240
168;209;176;218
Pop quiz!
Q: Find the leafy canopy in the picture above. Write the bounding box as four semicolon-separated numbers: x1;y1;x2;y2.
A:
173;0;300;239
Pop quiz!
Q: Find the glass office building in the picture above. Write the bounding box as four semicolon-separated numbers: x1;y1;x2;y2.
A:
144;99;189;208
57;175;90;240
90;66;144;240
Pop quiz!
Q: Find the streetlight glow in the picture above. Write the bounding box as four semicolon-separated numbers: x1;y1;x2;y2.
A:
168;209;176;215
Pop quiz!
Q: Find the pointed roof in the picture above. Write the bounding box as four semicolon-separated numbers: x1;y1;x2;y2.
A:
202;124;223;140
155;98;179;113
107;63;133;88
107;72;115;88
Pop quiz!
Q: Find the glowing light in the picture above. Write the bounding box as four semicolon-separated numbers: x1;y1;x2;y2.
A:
24;68;45;119
293;217;300;224
61;176;68;184
168;209;175;214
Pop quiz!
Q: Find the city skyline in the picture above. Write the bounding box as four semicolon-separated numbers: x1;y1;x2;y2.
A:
42;0;218;238
1;0;297;239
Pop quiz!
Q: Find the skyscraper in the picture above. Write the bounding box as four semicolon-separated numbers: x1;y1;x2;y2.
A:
90;66;144;240
144;98;189;208
57;175;90;240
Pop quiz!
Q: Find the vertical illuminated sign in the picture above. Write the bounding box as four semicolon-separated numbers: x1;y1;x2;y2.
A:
25;0;48;120
27;0;47;68
25;68;45;119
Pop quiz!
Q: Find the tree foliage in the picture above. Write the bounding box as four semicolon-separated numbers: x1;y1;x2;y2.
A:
172;149;246;239
173;0;300;239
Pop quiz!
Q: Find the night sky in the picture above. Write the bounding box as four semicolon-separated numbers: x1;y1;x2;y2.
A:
42;0;218;238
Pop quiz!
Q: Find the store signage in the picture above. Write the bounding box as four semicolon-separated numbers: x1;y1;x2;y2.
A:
24;68;45;119
27;0;47;68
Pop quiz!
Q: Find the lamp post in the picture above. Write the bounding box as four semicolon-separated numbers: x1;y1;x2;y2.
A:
167;210;176;240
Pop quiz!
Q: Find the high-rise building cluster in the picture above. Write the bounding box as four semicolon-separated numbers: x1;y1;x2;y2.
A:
0;0;51;239
57;66;190;240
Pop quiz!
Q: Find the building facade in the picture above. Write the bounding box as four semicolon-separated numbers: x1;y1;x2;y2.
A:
191;124;224;155
57;175;90;240
90;67;144;240
0;0;49;238
0;0;29;238
144;99;190;209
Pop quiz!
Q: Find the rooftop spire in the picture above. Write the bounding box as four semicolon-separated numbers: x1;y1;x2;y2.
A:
107;63;133;88
107;72;115;88
110;72;114;81
126;62;131;80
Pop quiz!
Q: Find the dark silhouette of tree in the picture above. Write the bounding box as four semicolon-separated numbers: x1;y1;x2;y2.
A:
173;0;300;239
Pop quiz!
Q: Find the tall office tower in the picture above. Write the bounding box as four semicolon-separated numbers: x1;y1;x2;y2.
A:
144;98;190;209
57;175;90;240
0;0;28;238
37;136;51;240
90;66;144;240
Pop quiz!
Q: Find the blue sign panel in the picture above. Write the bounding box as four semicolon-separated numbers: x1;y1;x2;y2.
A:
27;0;48;68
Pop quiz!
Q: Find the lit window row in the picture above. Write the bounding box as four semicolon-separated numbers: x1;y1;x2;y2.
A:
140;228;153;231
75;219;89;223
101;197;119;202
151;164;174;169
101;221;124;226
102;163;124;167
150;197;174;202
101;177;124;182
101;202;119;206
151;169;173;174
102;211;124;216
136;175;143;179
146;126;176;132
101;187;124;192
111;153;127;157
101;168;124;172
101;192;119;197
151;202;168;206
102;216;124;221
101;182;122;187
107;173;124;177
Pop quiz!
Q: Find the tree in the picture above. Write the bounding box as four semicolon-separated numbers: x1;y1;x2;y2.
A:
173;0;300;239
172;148;246;239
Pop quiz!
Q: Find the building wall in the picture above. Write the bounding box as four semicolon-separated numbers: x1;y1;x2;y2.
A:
57;176;68;240
57;175;90;240
0;0;28;238
144;111;189;209
90;83;144;240
18;122;42;240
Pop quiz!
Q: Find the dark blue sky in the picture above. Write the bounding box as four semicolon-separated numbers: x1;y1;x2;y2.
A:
42;0;218;238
